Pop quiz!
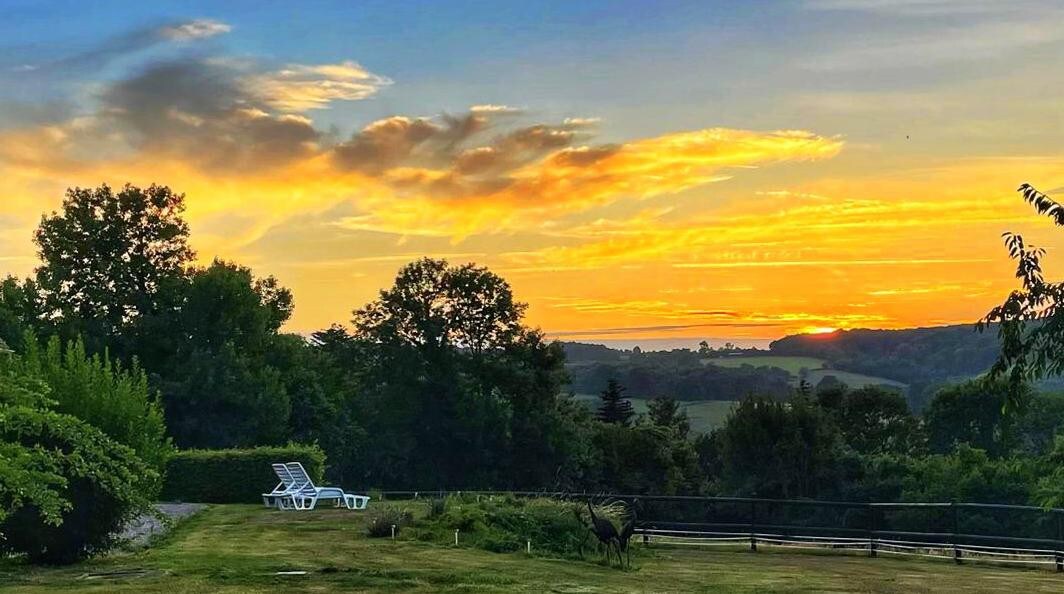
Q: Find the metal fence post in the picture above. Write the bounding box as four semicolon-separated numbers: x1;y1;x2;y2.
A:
1056;512;1063;573
868;504;877;558
952;503;962;565
750;500;758;552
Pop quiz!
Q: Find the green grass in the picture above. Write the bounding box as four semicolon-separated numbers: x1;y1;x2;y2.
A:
804;368;906;389
573;395;735;433
1;503;1060;593
704;355;827;374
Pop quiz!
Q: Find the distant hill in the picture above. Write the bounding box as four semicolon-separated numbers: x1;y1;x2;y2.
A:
559;324;1012;411
769;324;1000;408
560;342;793;401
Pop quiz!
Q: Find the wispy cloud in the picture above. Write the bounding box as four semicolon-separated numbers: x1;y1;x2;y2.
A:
159;19;232;40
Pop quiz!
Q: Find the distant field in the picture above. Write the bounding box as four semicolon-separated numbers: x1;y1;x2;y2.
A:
573;394;735;433
704;355;907;390
805;368;906;389
704;355;826;374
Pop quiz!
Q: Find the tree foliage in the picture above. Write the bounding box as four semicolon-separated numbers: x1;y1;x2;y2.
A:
0;360;152;564
597;378;635;426
980;183;1064;410
33;184;193;353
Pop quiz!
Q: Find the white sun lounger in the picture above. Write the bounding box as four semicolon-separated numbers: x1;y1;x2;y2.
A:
262;463;300;509
284;462;370;511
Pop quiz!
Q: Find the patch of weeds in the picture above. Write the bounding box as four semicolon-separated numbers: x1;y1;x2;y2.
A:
366;507;414;538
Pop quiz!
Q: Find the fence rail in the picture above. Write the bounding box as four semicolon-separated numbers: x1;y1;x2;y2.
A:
374;490;1064;572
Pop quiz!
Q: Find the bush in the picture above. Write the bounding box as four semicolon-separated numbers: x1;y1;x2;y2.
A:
0;405;153;564
19;335;173;479
366;507;414;537
409;496;592;558
161;445;325;503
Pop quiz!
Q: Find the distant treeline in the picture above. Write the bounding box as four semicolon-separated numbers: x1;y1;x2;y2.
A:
566;359;792;401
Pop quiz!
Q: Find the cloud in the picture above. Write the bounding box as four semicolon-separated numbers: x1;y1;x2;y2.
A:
806;0;1048;16
99;59;321;171
802;7;1064;71
338;125;842;237
245;61;391;112
2;19;231;77
159;19;232;40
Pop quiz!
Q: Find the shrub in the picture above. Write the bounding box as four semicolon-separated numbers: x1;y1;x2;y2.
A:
19;335;173;478
161;444;325;503
409;496;591;558
0;405;153;564
366;507;414;538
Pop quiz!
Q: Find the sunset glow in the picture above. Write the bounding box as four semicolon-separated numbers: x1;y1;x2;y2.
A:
2;1;1063;344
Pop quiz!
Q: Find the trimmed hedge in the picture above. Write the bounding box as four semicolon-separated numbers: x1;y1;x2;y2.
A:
161;445;325;503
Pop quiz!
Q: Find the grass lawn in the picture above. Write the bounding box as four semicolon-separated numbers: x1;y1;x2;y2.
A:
2;503;1061;593
573;395;735;433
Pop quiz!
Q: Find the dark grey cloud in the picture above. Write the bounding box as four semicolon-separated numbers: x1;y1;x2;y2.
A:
100;59;320;172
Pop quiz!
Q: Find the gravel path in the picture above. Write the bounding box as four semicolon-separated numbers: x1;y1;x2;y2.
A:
118;502;206;547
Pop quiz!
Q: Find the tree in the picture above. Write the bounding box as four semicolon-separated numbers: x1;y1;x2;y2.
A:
597;379;635;426
816;384;921;456
923;379;1022;458
646;394;690;438
33;184;193;354
980;184;1064;410
349;258;583;489
0;277;40;350
718;395;844;498
354;258;525;354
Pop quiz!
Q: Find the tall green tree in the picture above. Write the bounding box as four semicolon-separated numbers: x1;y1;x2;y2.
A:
923;379;1022;458
646;394;690;438
718;395;844;498
597;378;635;426
33;184;193;355
816;384;921;456
149;260;294;448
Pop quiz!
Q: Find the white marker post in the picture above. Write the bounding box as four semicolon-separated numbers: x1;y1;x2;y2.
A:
527;539;531;554
454;529;459;546
391;524;396;539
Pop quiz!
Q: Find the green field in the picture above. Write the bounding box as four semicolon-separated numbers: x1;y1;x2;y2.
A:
573;394;735;433
2;503;1059;593
704;355;827;374
704;355;906;390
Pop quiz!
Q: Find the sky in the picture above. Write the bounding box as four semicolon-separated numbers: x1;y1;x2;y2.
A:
1;0;1063;347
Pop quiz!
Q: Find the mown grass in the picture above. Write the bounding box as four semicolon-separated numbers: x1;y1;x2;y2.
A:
1;503;1061;593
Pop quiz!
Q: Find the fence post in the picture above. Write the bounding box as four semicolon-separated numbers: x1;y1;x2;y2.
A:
868;504;877;558
750;500;758;552
1056;512;1063;573
951;503;962;565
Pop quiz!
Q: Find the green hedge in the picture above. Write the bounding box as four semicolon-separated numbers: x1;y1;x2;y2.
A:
161;445;325;503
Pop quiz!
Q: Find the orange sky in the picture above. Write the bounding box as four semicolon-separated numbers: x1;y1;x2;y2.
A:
2;5;1063;345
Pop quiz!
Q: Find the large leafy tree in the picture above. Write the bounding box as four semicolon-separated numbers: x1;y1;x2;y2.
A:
980;183;1064;409
148;260;294;448
33;184;193;354
350;258;582;489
